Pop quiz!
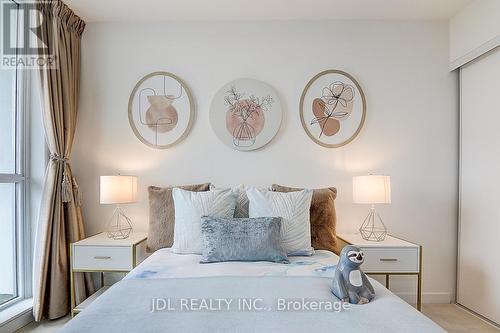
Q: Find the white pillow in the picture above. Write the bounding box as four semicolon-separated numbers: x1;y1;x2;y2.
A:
210;184;249;218
210;184;271;218
172;188;236;254
246;187;314;256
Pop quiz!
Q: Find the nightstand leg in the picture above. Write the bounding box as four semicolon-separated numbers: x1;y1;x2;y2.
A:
417;273;422;311
417;245;422;311
385;274;389;289
70;260;75;316
69;244;75;318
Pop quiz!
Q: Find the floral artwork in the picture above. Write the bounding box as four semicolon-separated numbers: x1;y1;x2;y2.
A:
311;82;354;137
128;72;194;149
210;79;282;151
300;70;365;148
224;87;274;147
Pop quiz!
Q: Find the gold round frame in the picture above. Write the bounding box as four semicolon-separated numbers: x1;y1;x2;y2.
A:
299;69;366;148
128;71;195;149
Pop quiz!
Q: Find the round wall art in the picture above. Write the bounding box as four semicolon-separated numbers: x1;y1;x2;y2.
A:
300;70;366;148
210;78;283;151
128;71;195;149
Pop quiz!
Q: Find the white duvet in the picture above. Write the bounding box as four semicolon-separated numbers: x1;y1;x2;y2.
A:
127;248;339;280
61;248;445;332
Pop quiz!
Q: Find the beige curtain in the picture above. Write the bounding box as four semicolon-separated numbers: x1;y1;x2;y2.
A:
33;0;93;321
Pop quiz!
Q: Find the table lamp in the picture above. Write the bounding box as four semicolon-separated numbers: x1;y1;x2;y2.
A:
353;175;391;241
100;175;137;240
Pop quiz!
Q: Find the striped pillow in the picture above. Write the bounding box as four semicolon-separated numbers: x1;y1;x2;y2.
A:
246;187;314;256
172;188;236;254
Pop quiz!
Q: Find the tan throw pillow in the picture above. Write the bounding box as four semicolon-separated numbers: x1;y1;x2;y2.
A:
271;184;337;252
147;183;211;252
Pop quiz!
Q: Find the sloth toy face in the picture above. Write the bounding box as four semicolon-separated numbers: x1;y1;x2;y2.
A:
347;249;365;264
340;245;365;267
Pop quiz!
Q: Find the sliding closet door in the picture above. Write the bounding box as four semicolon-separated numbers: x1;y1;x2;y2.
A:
459;47;500;325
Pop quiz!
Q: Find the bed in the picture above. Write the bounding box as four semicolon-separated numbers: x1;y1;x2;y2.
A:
60;249;443;332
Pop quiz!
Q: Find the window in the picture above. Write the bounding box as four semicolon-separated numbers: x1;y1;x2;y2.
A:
0;0;30;310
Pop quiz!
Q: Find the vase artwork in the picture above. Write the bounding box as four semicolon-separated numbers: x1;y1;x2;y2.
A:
145;95;179;133
128;71;195;149
224;87;273;147
210;78;283;151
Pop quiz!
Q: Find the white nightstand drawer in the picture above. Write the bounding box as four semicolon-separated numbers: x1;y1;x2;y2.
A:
361;247;419;273
72;245;132;271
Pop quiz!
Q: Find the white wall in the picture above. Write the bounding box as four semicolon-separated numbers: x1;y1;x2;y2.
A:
72;20;458;303
449;0;500;69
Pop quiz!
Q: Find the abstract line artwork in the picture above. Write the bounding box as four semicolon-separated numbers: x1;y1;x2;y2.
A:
210;79;282;151
300;70;366;148
128;72;194;149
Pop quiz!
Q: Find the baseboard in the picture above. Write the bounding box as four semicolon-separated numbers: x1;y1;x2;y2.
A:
395;292;452;305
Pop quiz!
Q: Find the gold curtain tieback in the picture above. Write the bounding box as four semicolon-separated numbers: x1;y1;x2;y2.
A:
49;153;69;163
49;153;72;203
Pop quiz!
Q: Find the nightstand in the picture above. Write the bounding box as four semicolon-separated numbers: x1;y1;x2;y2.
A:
337;233;422;311
70;232;148;316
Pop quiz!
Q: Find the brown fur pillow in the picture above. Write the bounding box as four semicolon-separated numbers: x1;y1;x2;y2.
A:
147;183;211;252
271;184;337;253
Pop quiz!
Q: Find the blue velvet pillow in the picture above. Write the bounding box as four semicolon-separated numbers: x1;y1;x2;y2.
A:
200;216;290;264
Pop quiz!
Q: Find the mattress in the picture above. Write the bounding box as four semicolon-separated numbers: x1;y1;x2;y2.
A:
61;249;444;333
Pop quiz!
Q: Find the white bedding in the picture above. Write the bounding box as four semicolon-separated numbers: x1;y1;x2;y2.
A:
61;248;445;333
127;248;339;280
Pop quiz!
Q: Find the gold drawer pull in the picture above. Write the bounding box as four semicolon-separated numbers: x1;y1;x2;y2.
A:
380;258;398;262
94;256;111;260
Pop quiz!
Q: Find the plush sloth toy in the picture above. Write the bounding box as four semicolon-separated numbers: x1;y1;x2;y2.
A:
331;245;375;304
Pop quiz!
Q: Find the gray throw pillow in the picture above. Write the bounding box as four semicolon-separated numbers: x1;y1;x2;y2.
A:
200;216;290;264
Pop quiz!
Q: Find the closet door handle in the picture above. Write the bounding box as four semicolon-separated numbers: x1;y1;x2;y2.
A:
380;258;398;262
94;256;111;260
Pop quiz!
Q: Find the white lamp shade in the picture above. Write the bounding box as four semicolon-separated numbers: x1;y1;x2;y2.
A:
100;176;137;204
353;175;391;204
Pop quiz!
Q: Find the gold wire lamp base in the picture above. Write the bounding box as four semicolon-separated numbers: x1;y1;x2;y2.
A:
106;205;133;240
359;205;387;242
